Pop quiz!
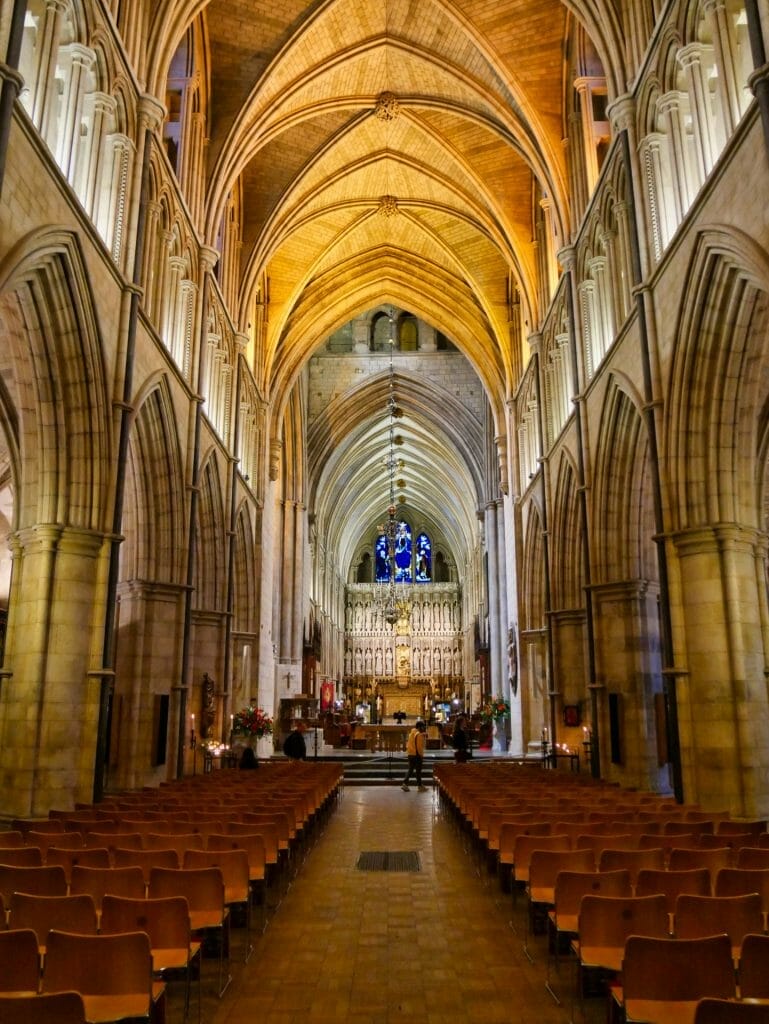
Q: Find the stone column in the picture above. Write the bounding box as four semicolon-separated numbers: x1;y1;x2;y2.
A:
672;525;769;815
484;500;501;697
0;525;107;816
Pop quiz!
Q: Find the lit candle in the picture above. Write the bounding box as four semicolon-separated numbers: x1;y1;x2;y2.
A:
191;713;195;727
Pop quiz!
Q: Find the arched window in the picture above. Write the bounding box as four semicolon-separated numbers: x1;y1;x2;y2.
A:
375;534;390;582
394;521;412;582
415;532;431;581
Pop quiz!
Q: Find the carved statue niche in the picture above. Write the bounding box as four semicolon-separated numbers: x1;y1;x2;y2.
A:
202;672;216;739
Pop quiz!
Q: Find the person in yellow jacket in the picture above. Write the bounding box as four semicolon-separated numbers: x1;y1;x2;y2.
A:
401;719;428;791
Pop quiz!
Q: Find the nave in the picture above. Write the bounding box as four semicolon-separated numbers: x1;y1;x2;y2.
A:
215;783;597;1024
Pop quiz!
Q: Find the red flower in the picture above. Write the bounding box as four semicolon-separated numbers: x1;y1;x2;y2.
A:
233;705;273;737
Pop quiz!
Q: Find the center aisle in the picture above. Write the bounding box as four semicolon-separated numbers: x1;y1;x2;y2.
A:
213;785;602;1024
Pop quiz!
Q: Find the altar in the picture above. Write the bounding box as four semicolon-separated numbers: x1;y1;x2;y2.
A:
351;723;411;751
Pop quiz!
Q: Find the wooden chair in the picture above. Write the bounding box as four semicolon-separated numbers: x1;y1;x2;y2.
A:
0;865;67;906
694;999;769;1023
738;932;769;1002
665;820;716;835
45;847;111;885
83;831;143;852
497;821;552;889
674;893;764;962
716;867;769;927
0;992;87;1024
148;866;231;997
597;846;665;886
183;849;252;962
0;846;44;867
0;832;25;849
69;865;146;912
511;833;571;898
574;833;638;857
42;929;162;1024
636;867;711;921
26;833;84;857
619;933;735;1023
0;928;42;995
100;894;202;1021
545;869;631;1000
143;833;205;859
11;820;64;837
112;846;179;886
206;833;268;924
668;846;733;875
738;848;769;870
717;821;768;837
8;893;98;954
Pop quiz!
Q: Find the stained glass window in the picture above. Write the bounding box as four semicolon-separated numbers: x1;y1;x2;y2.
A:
415;533;432;582
375;534;390;582
393;521;412;582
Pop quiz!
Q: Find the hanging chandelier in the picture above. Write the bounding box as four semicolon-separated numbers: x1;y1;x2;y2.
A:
376;309;410;627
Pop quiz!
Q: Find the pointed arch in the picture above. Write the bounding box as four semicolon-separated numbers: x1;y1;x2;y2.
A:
194;450;227;610
550;451;584;610
666;228;769;532
121;377;186;584
233;500;257;634
0;230;111;532
592;374;655;584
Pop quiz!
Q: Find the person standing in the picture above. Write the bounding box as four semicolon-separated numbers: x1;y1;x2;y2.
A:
401;719;427;791
451;715;469;763
283;720;307;760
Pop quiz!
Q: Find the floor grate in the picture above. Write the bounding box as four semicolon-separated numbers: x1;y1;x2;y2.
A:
356;850;421;873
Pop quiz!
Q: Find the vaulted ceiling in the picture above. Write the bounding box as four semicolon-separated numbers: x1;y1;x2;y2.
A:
150;0;612;577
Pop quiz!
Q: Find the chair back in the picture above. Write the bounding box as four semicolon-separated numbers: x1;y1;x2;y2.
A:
8;892;98;948
694;998;769;1024
597;846;665;885
668;846;732;874
715;866;769;915
552;869;632;921
42;930;154;1017
0;832;24;849
206;833;266;882
578;893;669;949
11;819;64;836
112;846;179;884
183;848;250;904
144;833;205;857
665;820;715;835
148;866;226;925
69;865;146;910
0;846;44;867
574;833;637;855
0;928;41;994
101;894;191;952
622;933;734;1002
84;831;143;851
0;864;67;904
512;834;571;883
528;847;595;899
674;892;763;952
45;847;110;884
717;820;767;837
0;992;86;1024
636;867;711;911
738;932;769;1000
26;832;84;855
737;847;769;870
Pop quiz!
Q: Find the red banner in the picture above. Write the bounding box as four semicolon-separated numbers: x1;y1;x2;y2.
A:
321;680;335;710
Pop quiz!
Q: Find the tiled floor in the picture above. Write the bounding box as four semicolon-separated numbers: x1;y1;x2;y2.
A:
201;783;606;1024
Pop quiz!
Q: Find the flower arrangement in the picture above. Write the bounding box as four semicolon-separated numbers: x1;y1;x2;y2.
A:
232;705;273;738
479;696;510;722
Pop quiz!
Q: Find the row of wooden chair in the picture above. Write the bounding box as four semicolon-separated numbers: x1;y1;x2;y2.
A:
0;927;164;1024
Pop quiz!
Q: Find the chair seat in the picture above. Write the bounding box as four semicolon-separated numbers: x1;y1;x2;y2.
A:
625;995;700;1024
573;941;624;973
529;884;556;904
152;943;199;973
549;909;578;933
189;906;228;931
80;989;160;1024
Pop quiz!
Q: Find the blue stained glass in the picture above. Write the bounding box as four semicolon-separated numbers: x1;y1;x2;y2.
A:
415;533;432;582
393;522;412;582
375;534;391;582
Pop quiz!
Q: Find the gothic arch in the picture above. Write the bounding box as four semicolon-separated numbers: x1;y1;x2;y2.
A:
666;228;769;531
121;378;186;584
521;499;546;632
194;451;227;611
0;231;110;532
232;500;257;634
550;451;584;610
592;374;655;583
